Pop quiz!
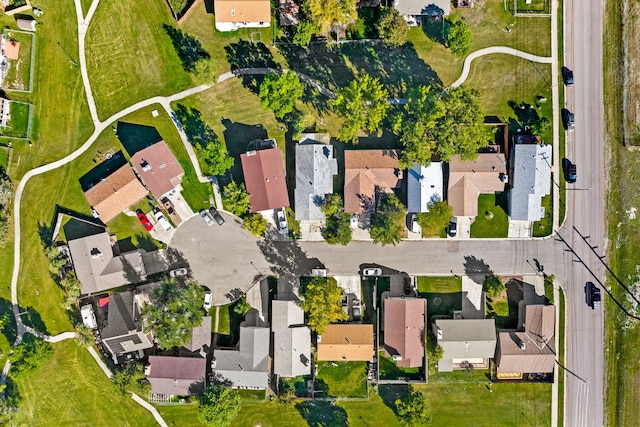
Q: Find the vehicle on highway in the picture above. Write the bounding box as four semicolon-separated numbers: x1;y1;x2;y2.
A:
136;210;153;231
362;268;383;277
562;108;575;131
563;67;574;86
275;208;288;235
199;209;214;226
585;281;602;309
203;290;212;310
208;206;225;226
169;268;188;277
447;218;458;237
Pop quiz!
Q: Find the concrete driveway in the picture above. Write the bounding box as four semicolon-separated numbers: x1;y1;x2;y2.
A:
168;212;272;306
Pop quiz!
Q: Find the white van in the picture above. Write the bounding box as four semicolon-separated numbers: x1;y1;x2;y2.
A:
80;304;98;329
154;210;174;232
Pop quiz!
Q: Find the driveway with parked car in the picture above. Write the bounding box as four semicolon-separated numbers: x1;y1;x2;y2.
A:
168;212;273;305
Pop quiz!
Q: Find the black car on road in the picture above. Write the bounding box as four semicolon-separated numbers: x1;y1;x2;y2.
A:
562;67;574;86
585;281;601;309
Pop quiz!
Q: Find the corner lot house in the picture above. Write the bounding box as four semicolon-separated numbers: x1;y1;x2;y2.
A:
508;144;552;222
271;300;311;378
241;147;290;214
344;150;402;215
83;163;147;223
214;0;271;32
407;162;443;213
433;318;497;372
447;153;507;218
131;141;185;200
317;324;374;362
212;326;270;389
99;291;154;362
146;356;206;401
383;298;426;368
495;305;556;379
294;134;338;222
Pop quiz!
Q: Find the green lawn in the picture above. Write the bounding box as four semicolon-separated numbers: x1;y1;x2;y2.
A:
533;194;553;237
427;367;490;384
12;341;156;426
217;304;230;335
417;276;463;318
0;146;9;171
315;361;368;398
470;193;509;238
378;353;423;381
417;276;462;294
486;294;518;329
2;30;34;92
0;102;32;138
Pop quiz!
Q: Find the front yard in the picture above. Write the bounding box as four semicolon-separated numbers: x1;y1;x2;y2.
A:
470;193;509;238
417;276;463;317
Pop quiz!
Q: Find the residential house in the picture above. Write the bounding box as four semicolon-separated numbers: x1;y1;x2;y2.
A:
212;326;270;389
99;291;154;362
83;163;148;223
294;134;338;222
407;162;443;213
344;150;402;215
271;300;311;377
146;356;206;400
495;305;556;379
383;298;426;368
67;229;147;295
240;147;290;213
393;0;451;26
508;144;552;222
316;324;374;362
185;316;212;356
131;141;185;200
214;0;271;32
433;318;497;372
447;153;507;218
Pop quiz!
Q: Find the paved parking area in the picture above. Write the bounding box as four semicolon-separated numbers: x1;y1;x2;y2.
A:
166;189;195;222
168;212;272;306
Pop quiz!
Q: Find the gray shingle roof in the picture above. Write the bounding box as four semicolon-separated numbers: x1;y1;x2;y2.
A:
147;356;206;396
186;316;212;352
509;144;552;221
393;0;451;16
434;319;497;372
407;162;443;213
294;136;338;221
100;291;154;356
213;326;270;389
271;300;311;377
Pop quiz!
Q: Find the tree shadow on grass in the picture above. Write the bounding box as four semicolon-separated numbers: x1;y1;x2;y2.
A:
173;104;219;148
225;40;279;94
0;297;17;343
296;400;348;427
220;118;269;184
379;384;410;415
19;305;49;335
163;24;210;72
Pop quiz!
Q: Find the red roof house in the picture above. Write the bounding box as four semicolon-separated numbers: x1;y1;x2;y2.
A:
383;298;426;368
240;148;290;212
130;141;184;200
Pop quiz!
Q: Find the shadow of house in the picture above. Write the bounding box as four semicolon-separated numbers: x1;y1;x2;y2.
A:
296;400;349;427
78;150;128;192
117;122;163;157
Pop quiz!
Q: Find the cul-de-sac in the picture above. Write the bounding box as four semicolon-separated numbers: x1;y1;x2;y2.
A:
0;0;636;425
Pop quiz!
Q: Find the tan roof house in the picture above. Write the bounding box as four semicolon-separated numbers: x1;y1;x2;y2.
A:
241;147;290;213
131;141;185;200
447;153;507;217
495;305;556;378
83;164;147;223
316;324;374;361
344;150;402;214
214;0;271;32
383;298;426;368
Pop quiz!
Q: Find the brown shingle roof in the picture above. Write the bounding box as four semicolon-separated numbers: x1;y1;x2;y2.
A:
214;0;271;24
383;298;426;368
241;148;290;212
524;305;555;348
84;164;148;223
344;150;402;213
316;324;374;361
496;331;556;374
131;141;184;200
447;153;506;217
146;356;206;396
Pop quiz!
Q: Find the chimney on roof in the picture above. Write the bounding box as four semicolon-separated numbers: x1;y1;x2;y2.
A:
520;341;526;350
141;160;151;172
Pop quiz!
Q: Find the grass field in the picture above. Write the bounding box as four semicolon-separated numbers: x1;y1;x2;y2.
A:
2;30;34;92
0;101;32;139
12;341;156;426
470;193;509;238
315;361;368;398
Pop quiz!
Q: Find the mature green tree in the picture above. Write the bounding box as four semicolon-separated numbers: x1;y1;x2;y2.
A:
196;141;234;177
370;193;406;246
259;72;305;118
60;273;81;311
444;19;472;58
332;75;390;143
303;0;357;35
530;116;551;137
483;275;505;299
395;388;432;426
193;57;217;84
323;211;352;245
293;19;317;47
376;7;408;47
9;335;53;376
544;274;555;304
0;173;12;245
222;181;251;217
243;213;268;237
426;335;444;363
233;298;251;315
199;384;241;427
322;193;344;217
44;245;66;276
111;363;151;396
142;280;205;349
416;201;452;237
301;276;348;334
